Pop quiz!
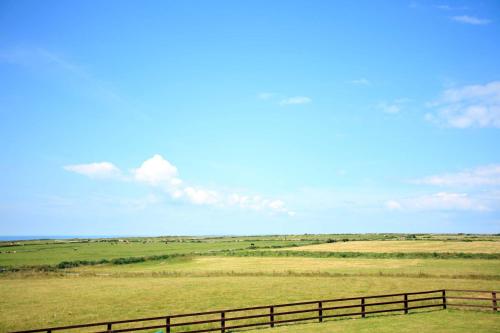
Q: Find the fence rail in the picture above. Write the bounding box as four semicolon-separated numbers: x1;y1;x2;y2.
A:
445;289;499;311
10;289;498;333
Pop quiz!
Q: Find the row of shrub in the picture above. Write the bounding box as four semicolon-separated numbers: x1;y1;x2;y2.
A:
0;253;192;272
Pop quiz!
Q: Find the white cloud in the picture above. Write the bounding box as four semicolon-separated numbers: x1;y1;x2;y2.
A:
65;154;293;215
183;187;219;205
279;96;312;106
435;4;468;11
390;164;500;212
387;192;490;212
257;92;275;100
436;5;452;10
452;15;491;25
64;162;121;179
385;200;402;210
269;199;285;210
351;78;371;85
227;194;292;214
378;102;401;114
377;98;410;114
415;165;500;187
133;154;181;187
426;81;500;128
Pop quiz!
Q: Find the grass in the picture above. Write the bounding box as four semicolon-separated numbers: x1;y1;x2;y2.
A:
1;235;499;333
0;238;315;267
1;275;499;332
256;310;500;333
284;240;500;253
4;237;499;270
70;256;500;280
218;249;500;260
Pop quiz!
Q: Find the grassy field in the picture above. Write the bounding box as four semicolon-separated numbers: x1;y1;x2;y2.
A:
1;234;499;333
71;256;500;279
283;240;500;253
1;275;499;332
257;310;500;333
0;238;316;267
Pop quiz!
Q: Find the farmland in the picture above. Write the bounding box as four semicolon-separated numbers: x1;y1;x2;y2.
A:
284;240;500;253
1;234;499;333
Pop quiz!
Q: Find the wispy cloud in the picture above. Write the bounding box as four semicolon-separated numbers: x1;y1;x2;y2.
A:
414;165;500;187
377;98;411;114
65;154;294;215
258;92;312;107
452;15;491;25
426;81;500;128
279;96;312;106
257;92;275;100
350;78;371;86
64;162;122;179
378;102;401;114
388;163;500;212
435;4;468;11
0;46;122;103
386;192;491;212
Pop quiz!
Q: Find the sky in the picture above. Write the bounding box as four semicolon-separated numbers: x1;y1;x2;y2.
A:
1;0;500;236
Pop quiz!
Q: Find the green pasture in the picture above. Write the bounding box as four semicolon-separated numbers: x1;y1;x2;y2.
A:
258;310;500;333
0;238;314;267
1;275;499;332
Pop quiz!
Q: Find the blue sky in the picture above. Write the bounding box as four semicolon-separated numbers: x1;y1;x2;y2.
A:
1;0;500;236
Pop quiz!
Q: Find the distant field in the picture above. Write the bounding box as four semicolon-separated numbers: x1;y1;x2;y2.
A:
285;240;500;253
0;238;314;267
72;256;500;279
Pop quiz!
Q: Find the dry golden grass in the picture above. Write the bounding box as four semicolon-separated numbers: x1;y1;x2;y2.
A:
73;256;500;278
284;241;500;253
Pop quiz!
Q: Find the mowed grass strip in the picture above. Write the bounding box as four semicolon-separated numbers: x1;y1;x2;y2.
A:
284;240;500;253
71;257;500;279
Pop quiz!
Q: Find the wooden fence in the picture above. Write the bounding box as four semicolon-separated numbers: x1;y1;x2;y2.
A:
11;289;498;333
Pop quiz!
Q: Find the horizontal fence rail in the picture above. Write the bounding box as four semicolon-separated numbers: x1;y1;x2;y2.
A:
445;289;499;312
10;289;498;333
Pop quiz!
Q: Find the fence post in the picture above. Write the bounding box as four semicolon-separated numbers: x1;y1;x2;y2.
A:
442;290;447;310
318;301;323;322
493;292;497;312
404;294;408;314
270;306;274;328
166;316;170;333
107;323;112;332
361;298;366;318
221;311;225;333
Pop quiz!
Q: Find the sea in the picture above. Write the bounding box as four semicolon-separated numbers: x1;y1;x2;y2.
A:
0;235;128;241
